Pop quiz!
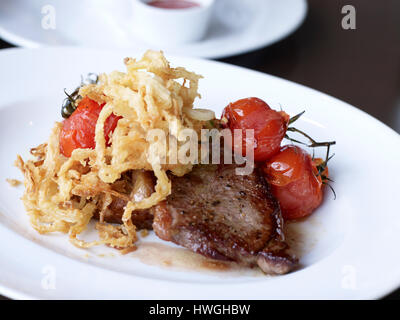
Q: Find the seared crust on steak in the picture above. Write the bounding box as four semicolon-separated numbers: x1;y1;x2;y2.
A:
152;163;298;274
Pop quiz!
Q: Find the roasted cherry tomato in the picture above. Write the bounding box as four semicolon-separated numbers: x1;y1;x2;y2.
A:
263;145;327;220
60;97;121;157
221;97;290;161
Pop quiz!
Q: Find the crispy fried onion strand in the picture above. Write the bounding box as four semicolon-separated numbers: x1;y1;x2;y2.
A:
16;50;205;250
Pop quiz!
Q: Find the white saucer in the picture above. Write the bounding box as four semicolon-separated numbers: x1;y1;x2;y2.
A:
0;0;307;58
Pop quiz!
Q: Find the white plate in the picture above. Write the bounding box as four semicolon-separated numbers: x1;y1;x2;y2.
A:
0;0;307;59
1;47;400;300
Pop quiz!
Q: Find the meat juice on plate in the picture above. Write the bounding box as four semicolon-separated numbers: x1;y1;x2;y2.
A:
146;0;200;9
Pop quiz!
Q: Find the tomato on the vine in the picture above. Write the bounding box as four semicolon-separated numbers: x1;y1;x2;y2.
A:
59;97;121;157
263;145;327;220
221;97;290;162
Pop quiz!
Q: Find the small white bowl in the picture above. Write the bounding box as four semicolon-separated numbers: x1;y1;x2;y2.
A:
131;0;215;45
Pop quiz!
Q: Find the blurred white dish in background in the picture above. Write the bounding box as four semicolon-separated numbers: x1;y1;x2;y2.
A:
132;0;215;45
0;0;307;58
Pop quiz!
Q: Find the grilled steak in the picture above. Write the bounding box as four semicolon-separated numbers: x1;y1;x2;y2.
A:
152;163;297;274
95;170;155;230
101;197;153;230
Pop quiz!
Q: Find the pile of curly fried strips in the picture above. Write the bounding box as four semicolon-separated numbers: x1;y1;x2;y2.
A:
16;50;211;251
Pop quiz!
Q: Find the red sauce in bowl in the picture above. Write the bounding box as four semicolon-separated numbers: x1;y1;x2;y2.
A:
147;0;200;9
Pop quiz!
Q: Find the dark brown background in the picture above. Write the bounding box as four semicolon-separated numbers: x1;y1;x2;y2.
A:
0;0;399;299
